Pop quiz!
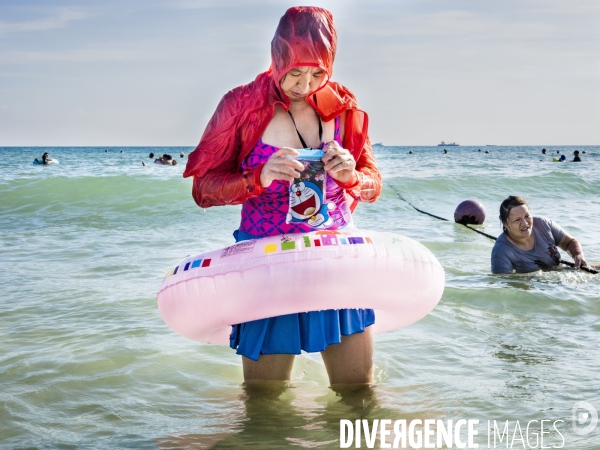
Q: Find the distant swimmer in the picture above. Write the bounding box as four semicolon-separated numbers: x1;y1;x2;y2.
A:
443;149;447;154
559;154;566;162
572;150;581;162
34;152;55;165
149;152;155;159
154;154;177;165
491;196;598;273
542;148;547;155
485;150;489;154
408;151;413;154
105;149;108;153
155;153;173;164
582;151;586;154
180;152;185;158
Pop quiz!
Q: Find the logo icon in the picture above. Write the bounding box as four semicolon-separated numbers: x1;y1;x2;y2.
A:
572;401;598;435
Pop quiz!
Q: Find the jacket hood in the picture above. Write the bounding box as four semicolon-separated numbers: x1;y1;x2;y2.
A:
271;7;337;96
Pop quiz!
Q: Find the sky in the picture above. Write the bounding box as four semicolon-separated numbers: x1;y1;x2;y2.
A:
0;0;599;146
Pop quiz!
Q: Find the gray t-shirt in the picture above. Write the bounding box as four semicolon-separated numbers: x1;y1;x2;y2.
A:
491;217;566;273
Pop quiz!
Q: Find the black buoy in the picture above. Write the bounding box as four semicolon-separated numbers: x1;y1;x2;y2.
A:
454;199;486;225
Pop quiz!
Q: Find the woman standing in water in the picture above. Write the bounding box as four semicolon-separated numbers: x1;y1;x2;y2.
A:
183;7;382;385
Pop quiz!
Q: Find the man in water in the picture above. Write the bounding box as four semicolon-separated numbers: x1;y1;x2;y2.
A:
572;150;581;162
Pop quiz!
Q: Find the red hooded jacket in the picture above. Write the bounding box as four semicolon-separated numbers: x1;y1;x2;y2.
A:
183;7;382;211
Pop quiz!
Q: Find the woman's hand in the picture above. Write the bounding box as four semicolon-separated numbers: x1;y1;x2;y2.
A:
570;246;588;269
322;141;357;184
559;234;588;269
260;148;304;188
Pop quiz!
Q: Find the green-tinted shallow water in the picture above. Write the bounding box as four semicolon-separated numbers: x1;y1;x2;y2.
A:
1;146;599;449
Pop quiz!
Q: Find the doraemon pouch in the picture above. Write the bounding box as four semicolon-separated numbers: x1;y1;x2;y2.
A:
286;149;335;228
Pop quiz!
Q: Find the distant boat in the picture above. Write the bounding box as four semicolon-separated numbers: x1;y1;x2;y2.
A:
373;142;384;146
486;145;496;147
437;141;459;146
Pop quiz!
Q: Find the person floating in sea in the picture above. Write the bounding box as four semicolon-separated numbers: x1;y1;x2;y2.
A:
443;149;447;154
491;196;598;273
155;154;177;165
34;152;54;165
183;6;382;385
542;148;547;155
572;150;581;162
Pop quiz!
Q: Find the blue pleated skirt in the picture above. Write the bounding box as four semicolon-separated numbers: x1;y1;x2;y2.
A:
229;230;376;361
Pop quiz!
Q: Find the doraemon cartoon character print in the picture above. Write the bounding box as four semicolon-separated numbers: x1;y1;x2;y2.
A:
287;180;335;228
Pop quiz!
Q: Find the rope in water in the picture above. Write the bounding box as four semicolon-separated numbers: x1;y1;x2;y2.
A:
394;190;598;274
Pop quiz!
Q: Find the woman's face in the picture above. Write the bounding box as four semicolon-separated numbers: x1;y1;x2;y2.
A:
280;66;325;101
504;204;533;240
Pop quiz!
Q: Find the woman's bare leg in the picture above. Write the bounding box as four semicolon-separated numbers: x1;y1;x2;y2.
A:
242;354;295;382
321;327;374;386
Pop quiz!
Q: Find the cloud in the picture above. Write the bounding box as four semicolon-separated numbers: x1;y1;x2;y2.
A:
348;7;586;41
166;0;288;10
0;8;89;34
0;45;163;64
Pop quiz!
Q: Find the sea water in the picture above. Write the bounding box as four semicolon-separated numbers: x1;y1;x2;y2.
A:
1;146;599;449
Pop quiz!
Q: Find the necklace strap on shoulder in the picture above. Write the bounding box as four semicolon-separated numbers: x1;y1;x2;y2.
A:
287;109;322;149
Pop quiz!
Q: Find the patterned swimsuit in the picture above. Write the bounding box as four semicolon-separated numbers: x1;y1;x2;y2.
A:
239;117;351;236
229;116;375;361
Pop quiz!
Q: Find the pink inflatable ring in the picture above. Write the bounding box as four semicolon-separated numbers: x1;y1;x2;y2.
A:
157;230;445;344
